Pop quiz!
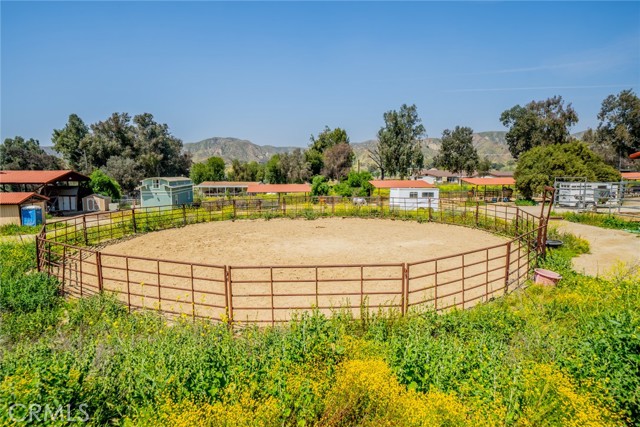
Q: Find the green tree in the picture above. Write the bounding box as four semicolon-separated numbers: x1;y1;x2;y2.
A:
51;114;90;172
89;170;122;199
133;113;192;179
0;137;63;170
477;156;493;176
280;149;311;183
370;104;425;179
311;175;330;196
433;126;479;177
306;127;350;176
515;141;620;199
500;96;578;159
103;156;139;193
53;112;191;192
322;143;354;181
189;156;226;185
82;112;136;169
265;154;286;184
595;89;640;169
229;160;265;182
346;170;373;197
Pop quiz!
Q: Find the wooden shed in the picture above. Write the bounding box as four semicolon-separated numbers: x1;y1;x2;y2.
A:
0;192;49;226
82;194;112;212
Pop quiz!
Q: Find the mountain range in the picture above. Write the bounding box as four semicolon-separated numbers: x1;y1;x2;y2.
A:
43;130;592;171
184;131;517;169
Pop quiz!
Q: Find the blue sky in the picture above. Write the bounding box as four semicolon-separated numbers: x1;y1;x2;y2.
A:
1;1;639;148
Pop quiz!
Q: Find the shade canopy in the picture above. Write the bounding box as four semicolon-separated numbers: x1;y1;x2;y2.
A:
246;184;311;193
621;172;640;180
462;177;515;186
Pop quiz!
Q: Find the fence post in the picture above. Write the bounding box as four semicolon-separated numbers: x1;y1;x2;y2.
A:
402;263;408;316
82;215;88;245
190;264;196;321
35;236;41;272
131;208;137;233
504;241;511;294
475;201;479;227
62;245;67;293
282;198;287;216
182;204;187;226
226;266;234;328
96;251;104;292
232;200;237;220
434;260;438;312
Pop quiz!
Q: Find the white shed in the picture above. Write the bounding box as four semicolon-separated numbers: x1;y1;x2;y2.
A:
369;180;439;210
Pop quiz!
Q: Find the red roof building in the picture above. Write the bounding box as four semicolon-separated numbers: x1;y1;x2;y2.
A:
621;172;640;180
462;177;516;186
246;184;311;194
0;170;90;213
0;192;49;205
369;180;436;189
0;170;89;185
0;192;49;226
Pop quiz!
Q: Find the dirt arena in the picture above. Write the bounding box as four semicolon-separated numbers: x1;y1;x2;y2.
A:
102;217;508;266
64;218;513;323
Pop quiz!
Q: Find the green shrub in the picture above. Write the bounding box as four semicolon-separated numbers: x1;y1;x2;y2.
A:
0;273;61;313
0;224;41;236
0;241;36;280
333;182;352;197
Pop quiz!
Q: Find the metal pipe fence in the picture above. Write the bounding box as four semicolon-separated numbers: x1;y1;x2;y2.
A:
37;195;549;326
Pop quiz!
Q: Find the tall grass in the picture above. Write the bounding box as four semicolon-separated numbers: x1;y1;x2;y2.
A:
0;230;637;425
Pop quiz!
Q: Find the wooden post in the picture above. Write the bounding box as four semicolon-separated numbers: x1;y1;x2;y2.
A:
131;208;137;233
232;200;237;220
182;204;187;225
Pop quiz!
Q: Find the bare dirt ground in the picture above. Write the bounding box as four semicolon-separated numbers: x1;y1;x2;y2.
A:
102;217;508;266
552;220;640;277
63;218;511;323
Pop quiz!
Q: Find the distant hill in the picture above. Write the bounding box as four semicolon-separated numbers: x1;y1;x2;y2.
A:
183;137;297;164
41;130;539;169
351;131;515;171
42;146;62;158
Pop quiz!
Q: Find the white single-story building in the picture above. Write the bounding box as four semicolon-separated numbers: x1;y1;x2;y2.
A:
195;181;259;197
414;168;461;184
369;180;439;210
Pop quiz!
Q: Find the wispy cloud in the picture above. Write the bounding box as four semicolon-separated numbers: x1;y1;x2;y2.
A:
462;61;601;76
447;84;636;93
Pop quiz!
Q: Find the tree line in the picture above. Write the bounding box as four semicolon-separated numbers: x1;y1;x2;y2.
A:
1;90;638;200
